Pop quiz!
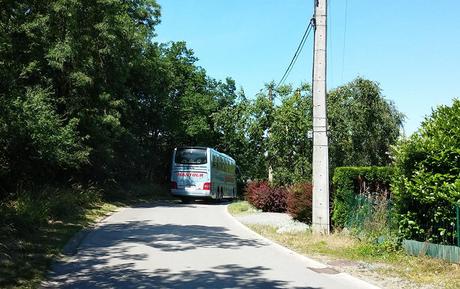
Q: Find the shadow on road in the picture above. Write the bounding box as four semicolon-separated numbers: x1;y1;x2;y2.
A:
80;220;265;252
45;263;321;289
44;203;322;289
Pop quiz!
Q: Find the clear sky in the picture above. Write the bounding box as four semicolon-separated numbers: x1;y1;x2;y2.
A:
155;0;460;135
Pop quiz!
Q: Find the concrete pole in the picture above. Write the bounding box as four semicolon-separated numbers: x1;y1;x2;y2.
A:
312;0;330;234
268;86;274;183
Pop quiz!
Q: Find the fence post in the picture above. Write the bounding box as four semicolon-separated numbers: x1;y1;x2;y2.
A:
456;204;460;247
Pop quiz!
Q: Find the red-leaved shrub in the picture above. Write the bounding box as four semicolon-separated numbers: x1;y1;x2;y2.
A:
287;183;313;223
245;181;287;212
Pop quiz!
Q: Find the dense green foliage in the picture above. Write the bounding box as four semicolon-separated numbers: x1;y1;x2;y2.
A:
0;185;109;288
0;0;404;219
269;78;402;184
0;0;243;196
269;84;313;184
328;78;404;169
392;99;460;245
332;166;393;228
234;78;404;185
0;0;404;194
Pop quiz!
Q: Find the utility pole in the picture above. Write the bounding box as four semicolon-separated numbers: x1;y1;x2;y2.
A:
268;85;274;183
312;0;330;234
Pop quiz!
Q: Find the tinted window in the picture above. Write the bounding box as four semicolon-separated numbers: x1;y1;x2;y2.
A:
175;148;207;165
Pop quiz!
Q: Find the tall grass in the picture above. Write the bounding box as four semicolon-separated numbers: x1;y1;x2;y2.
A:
343;196;399;252
0;185;108;288
0;181;172;288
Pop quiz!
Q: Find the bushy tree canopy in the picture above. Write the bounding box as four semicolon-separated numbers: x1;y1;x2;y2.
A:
392;99;460;244
0;0;405;200
0;0;243;195
215;78;403;185
328;77;404;169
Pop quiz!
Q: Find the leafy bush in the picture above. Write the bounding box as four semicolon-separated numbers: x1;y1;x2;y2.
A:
392;99;460;245
332;166;393;228
10;194;50;228
1;186;102;231
47;186;102;220
245;181;287;212
287;183;312;223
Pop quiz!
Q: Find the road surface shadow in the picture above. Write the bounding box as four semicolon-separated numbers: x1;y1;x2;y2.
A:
44;263;321;289
79;221;265;252
44;203;322;288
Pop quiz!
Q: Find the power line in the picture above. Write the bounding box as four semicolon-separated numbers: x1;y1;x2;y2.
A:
277;17;314;88
277;19;313;87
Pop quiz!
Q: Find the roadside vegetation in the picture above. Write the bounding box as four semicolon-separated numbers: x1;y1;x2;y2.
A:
229;201;460;289
227;200;260;216
249;224;460;289
230;98;460;289
0;189;113;288
0;183;170;289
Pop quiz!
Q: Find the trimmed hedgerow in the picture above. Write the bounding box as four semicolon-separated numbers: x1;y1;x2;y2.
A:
392;99;460;245
287;183;312;223
332;166;393;228
245;181;287;213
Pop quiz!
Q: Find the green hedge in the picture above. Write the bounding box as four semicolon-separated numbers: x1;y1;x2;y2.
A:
332;166;393;228
392;99;460;245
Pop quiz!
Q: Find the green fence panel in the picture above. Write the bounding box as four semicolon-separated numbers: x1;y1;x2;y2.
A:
457;205;460;247
403;239;460;263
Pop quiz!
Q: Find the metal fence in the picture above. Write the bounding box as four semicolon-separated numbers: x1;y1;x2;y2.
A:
457;204;460;247
344;195;396;239
345;196;460;247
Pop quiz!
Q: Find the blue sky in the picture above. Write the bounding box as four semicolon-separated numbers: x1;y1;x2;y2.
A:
155;0;460;134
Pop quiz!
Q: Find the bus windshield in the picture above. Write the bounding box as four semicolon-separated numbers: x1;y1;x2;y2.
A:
175;148;207;165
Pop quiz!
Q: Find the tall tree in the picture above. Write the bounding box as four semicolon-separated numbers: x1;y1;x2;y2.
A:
269;84;313;184
328;77;404;169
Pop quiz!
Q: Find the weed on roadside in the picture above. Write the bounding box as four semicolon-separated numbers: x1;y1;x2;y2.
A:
0;182;170;288
227;201;260;215
247;224;460;289
228;201;460;289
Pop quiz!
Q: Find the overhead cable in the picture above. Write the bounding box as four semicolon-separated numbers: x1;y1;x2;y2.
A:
277;17;314;88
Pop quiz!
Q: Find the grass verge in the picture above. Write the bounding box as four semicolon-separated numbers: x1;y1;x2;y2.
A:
227;200;260;216
228;201;460;289
0;182;171;289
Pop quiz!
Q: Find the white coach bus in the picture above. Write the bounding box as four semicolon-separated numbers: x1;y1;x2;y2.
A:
170;147;237;202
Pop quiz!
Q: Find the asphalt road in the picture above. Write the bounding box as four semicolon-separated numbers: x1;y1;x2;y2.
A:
43;201;380;289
